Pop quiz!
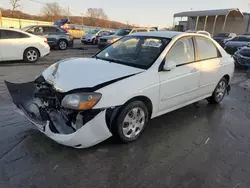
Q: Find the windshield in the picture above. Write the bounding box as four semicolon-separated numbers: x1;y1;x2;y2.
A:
215;33;229;37
114;29;132;36
87;29;100;34
95;36;170;69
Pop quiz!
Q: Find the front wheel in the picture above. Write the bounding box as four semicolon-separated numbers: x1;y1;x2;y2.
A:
92;38;97;45
113;101;149;143
207;78;228;104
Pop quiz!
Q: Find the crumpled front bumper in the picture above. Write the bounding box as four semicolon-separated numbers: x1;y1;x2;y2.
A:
5;81;112;148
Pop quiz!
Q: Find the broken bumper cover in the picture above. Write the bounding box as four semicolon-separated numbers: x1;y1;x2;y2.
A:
5;81;112;148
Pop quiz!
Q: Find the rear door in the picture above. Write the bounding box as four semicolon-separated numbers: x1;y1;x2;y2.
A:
43;26;61;46
194;36;222;96
0;30;30;61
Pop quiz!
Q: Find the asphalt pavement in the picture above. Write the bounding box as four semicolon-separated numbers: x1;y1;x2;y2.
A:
0;42;250;188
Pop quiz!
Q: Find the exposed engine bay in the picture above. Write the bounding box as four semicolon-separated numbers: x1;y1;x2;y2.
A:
5;76;102;135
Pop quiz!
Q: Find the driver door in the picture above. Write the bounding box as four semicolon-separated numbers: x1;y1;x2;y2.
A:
158;37;201;114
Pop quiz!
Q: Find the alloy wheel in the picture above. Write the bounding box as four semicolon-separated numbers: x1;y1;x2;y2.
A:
27;50;38;62
122;107;146;139
215;80;227;102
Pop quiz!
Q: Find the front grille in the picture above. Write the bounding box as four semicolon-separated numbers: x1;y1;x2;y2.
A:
100;38;107;43
225;46;237;55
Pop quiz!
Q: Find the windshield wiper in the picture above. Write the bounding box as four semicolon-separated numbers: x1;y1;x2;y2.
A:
95;56;128;64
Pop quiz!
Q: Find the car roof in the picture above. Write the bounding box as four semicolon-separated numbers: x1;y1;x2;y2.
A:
0;27;37;37
0;27;27;32
129;31;189;38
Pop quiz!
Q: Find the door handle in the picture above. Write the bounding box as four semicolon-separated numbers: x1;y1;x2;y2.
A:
190;68;198;73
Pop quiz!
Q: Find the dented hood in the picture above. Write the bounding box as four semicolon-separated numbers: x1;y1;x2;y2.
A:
42;58;143;92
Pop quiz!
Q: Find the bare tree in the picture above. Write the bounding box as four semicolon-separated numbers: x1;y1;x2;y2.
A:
10;0;21;11
85;8;108;26
41;2;63;22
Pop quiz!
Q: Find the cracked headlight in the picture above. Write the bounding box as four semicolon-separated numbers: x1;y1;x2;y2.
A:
61;93;102;110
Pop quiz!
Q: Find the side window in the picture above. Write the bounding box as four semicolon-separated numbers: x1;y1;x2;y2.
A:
137;29;147;32
131;29;147;33
196;37;220;60
0;30;29;39
34;26;43;34
43;27;58;33
165;37;195;65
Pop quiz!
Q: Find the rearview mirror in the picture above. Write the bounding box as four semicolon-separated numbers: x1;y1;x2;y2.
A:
163;60;176;71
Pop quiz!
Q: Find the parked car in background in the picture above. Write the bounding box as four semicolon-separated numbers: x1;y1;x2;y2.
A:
233;44;250;67
224;35;250;55
98;27;156;49
96;30;115;43
0;28;50;63
81;29;114;44
213;32;236;47
186;30;211;37
21;25;74;50
6;31;234;148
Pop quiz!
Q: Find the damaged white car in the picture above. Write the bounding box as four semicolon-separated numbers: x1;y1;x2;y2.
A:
6;31;234;148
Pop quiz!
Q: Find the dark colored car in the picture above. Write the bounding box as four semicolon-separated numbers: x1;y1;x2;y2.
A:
233;44;250;67
213;32;236;47
224;35;250;55
21;25;74;50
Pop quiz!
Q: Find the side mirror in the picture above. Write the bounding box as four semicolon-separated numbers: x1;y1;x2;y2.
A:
163;60;177;71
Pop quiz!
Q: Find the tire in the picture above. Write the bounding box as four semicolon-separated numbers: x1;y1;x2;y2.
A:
207;77;228;104
113;101;149;143
92;38;97;45
23;48;39;63
57;39;68;50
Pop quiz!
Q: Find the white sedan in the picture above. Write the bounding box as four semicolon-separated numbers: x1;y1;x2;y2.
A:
0;28;50;63
6;31;234;148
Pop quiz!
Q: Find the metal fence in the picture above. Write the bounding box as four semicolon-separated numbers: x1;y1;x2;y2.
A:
1;17;53;29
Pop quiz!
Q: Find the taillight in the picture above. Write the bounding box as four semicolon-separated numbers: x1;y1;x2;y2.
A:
44;40;48;44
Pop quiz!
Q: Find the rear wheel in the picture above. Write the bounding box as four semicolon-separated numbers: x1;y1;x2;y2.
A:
24;48;39;63
58;40;68;50
113;101;149;143
207;78;228;104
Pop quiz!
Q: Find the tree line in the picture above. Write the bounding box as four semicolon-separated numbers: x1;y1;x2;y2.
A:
3;1;131;29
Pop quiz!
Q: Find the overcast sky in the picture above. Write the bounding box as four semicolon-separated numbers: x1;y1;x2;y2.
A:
1;0;250;27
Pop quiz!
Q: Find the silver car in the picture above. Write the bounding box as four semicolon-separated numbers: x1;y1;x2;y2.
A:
81;29;113;45
98;28;156;49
